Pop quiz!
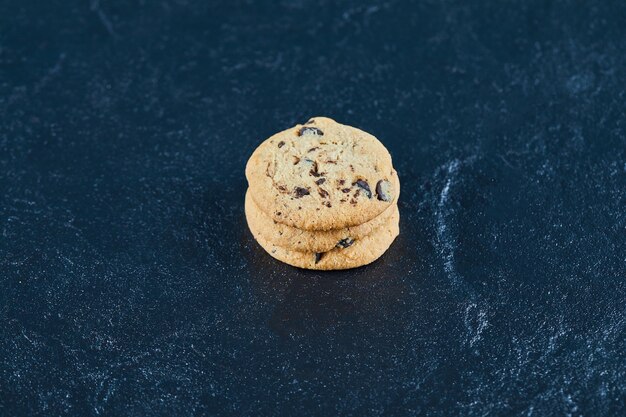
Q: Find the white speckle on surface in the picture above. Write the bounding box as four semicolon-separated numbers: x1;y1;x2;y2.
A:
435;159;462;286
565;72;594;94
464;303;488;348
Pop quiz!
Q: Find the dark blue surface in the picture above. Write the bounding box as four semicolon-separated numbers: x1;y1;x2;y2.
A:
2;1;626;416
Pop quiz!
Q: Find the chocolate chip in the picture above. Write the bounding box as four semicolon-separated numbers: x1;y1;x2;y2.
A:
306;118;316;125
315;253;324;264
376;180;393;202
278;185;287;192
293;156;301;165
350;198;357;205
298;126;324;136
336;237;354;248
277;141;285;148
315;178;326;185
276;212;282;216
308;147;319;152
294;187;310;198
349;164;355;172
324;201;332;208
318;188;329;198
354;180;372;198
341;188;351;193
338;179;346;185
309;161;322;177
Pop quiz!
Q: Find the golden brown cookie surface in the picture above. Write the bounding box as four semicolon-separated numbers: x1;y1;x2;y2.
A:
245;189;399;253
246;205;400;270
245;117;397;231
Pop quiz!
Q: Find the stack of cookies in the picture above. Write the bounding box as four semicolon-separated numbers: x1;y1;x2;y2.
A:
245;117;400;270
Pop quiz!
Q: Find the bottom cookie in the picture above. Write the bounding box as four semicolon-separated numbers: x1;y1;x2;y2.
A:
247;204;399;270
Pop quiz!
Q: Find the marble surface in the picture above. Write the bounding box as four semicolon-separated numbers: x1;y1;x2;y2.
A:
1;1;625;415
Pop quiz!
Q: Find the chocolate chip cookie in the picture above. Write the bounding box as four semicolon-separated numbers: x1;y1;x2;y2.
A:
245;188;399;253
245;117;397;231
247;204;400;270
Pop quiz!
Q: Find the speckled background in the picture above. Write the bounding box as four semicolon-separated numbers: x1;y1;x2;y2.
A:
1;1;625;416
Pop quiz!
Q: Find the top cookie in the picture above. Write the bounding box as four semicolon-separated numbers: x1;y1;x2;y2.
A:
245;117;397;231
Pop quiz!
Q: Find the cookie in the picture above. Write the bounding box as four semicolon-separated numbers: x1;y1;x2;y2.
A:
246;190;399;253
247;205;400;270
245;117;397;231
245;171;399;252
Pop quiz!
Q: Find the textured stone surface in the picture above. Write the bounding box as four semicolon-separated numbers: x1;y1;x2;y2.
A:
1;1;625;416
